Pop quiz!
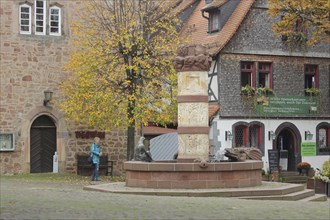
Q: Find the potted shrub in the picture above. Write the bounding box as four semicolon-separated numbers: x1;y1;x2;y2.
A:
312;159;330;196
296;162;311;176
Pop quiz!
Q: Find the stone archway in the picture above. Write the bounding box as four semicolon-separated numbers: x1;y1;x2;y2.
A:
30;115;56;173
274;122;302;171
22;106;67;173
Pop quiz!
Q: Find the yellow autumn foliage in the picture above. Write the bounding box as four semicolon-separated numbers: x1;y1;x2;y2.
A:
60;0;186;131
268;0;330;46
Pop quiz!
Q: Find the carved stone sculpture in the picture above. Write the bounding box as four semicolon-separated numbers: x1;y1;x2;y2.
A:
173;44;212;72
224;147;262;162
133;137;153;162
194;157;209;168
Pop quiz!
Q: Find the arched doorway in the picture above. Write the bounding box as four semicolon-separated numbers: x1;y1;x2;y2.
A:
277;129;296;171
275;123;301;172
30;115;57;173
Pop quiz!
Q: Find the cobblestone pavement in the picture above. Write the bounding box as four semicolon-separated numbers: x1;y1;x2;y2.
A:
1;175;329;220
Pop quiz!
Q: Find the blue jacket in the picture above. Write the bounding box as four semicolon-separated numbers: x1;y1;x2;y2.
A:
91;143;101;165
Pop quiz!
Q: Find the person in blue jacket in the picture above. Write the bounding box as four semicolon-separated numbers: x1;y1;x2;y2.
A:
91;137;102;181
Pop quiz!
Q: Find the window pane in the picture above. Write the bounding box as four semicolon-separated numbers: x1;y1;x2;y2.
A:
259;73;269;87
36;8;44;14
319;129;326;148
21;26;29;31
50;28;59;33
36;14;43;20
36;21;44;26
50;22;58;27
51;9;59;15
21;20;29;25
235;127;244;147
21;13;29;19
21;7;29;13
36;1;44;7
249;127;257;147
305;75;314;88
51;15;59;21
36;27;43;32
241;73;251;86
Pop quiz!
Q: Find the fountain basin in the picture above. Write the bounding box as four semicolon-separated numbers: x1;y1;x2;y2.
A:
124;160;263;189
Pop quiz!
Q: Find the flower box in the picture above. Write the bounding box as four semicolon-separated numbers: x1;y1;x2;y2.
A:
306;178;314;189
314;179;326;194
307;178;330;196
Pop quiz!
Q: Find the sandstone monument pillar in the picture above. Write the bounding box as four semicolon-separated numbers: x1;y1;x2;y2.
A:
173;44;212;161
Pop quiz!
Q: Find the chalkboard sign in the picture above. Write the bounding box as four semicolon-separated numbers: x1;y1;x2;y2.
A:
268;150;279;173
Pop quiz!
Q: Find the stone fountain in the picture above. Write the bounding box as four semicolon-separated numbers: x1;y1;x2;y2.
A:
124;44;263;189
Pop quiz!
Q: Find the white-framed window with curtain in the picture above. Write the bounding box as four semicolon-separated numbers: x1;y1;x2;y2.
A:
35;0;46;35
49;6;61;36
19;4;31;34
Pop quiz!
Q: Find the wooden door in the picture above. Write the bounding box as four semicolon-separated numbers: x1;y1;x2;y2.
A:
30;115;56;173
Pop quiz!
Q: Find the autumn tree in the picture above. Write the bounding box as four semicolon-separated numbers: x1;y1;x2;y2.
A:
60;0;184;160
268;0;330;46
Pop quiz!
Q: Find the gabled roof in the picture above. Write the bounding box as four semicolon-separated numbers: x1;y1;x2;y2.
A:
180;0;255;56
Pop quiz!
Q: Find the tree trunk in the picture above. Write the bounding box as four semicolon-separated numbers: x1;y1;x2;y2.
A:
127;125;135;160
127;98;135;161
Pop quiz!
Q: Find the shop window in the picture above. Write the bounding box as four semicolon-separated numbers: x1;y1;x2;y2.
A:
233;121;265;155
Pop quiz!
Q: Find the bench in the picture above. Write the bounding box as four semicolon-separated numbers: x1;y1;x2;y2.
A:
76;154;114;177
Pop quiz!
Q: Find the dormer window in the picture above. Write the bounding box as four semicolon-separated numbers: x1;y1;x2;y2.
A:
209;10;220;33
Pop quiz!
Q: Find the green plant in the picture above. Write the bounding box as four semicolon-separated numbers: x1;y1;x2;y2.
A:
305;87;320;96
314;159;330;182
256;87;274;96
241;85;255;96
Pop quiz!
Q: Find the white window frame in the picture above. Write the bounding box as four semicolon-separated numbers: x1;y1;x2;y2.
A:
49;6;61;36
35;0;46;35
19;4;31;34
0;132;15;151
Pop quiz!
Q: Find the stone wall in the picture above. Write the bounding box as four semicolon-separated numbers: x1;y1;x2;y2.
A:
223;0;330;55
0;1;128;175
218;54;330;117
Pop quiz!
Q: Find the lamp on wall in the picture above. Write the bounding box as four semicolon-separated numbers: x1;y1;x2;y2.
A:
225;131;233;141
43;90;53;106
268;131;276;140
305;131;313;140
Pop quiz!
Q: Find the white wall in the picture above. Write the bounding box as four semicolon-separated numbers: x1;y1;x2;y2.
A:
212;118;330;171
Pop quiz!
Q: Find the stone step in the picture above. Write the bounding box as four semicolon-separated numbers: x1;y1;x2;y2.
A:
298;194;328;202
239;189;315;201
281;176;308;184
280;171;303;177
